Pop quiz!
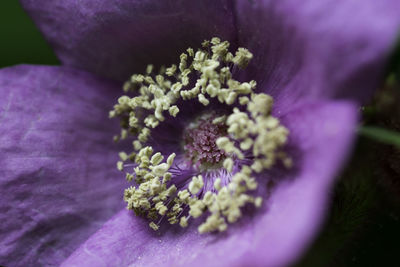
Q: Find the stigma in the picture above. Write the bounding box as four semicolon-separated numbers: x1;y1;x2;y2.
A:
110;37;292;234
184;113;227;168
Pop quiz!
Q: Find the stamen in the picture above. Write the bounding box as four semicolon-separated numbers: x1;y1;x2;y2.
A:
111;38;291;234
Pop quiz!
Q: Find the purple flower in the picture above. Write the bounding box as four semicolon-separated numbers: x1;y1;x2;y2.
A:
1;0;399;266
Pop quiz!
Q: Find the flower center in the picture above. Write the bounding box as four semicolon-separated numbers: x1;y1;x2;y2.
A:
110;37;292;233
184;114;227;167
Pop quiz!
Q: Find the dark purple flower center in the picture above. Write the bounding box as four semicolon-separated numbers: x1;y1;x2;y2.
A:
184;115;227;166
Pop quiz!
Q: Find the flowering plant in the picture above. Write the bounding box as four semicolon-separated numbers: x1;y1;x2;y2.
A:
0;1;399;266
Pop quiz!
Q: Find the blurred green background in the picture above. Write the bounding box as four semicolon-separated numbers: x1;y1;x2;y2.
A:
0;1;59;68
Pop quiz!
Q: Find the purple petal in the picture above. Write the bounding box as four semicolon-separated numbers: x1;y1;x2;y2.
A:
61;101;358;267
236;0;400;111
0;65;126;266
19;0;237;81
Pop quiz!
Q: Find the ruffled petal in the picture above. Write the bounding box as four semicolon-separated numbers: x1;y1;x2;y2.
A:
61;101;358;267
19;0;237;81
235;0;400;112
0;65;126;266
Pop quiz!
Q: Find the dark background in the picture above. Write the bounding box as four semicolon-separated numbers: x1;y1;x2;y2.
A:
0;2;58;68
1;2;400;267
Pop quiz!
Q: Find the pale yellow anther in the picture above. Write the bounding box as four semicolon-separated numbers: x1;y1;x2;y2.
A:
202;191;215;206
126;173;134;181
166;64;177;76
118;95;130;106
245;177;258;190
171;82;183;93
129;116;138;127
187;48;194;57
144;76;155;85
144;115;159;128
134;167;145;178
233;48;253;68
217;89;229;103
155;202;168;216
201;59;220;78
194;51;206;63
251;160;264;173
223;158;234;173
152;163;169;177
168;216;178;225
211;37;221;45
150;152;164;165
201;40;210;48
146;64;154;74
172;203;182;212
189;199;205;218
133;140;142;151
149;222;159;231
248;93;273;116
178;189;190;202
198;93;210;106
122;81;131;92
155;75;165;87
212;115;226;124
139;198;151;210
119;152;129;161
163;172;172;183
227;207;242;223
215;137;230;149
182;68;191;77
216;137;244;160
117;161;124;171
179;53;188;72
121;129;128;140
240;138;253;150
239;96;250;105
168;105;179;117
214;178;222;191
255;197;263;208
188;175;204;195
205;84;218;98
167;153;176;167
132;74;144;83
217;187;230;209
224;52;234;62
109;110;116;118
166;184;177;196
198;213;227;234
225;91;237;105
211;41;230;60
138;146;153;157
138;128;151;143
179;217;188;227
227;182;238;192
154;106;164;121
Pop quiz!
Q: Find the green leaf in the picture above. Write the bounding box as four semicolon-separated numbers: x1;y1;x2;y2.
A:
0;2;59;68
358;126;400;148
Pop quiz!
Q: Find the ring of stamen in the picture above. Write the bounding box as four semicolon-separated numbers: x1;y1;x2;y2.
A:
111;37;292;233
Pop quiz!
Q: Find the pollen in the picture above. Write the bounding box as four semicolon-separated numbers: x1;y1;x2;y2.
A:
111;37;292;234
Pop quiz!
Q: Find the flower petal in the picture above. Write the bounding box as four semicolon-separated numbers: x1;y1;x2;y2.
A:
0;65;126;266
61;101;358;267
236;0;400;111
19;0;237;81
